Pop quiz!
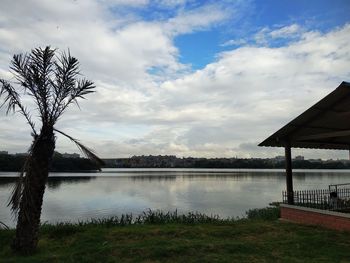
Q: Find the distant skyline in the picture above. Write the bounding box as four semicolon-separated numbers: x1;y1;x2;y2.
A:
0;0;350;159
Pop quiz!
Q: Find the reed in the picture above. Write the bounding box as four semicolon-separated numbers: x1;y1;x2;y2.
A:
38;207;279;234
40;209;234;230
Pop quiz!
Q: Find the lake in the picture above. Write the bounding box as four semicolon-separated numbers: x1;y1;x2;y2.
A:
1;168;350;228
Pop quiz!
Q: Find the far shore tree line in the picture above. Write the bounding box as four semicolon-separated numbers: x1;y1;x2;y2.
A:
0;152;100;172
104;155;350;169
2;152;350;171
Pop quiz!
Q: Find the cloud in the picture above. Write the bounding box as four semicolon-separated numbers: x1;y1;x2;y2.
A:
269;24;301;38
253;24;304;46
0;1;349;160
221;38;247;47
0;0;229;155
222;20;302;47
113;24;349;158
163;4;229;36
154;0;187;8
99;0;149;7
70;23;350;158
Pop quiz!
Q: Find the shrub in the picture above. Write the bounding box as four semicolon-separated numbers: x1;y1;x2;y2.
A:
246;206;280;220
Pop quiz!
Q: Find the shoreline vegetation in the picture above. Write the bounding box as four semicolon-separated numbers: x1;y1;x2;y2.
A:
1;207;349;262
2;153;350;172
0;152;100;172
105;155;350;169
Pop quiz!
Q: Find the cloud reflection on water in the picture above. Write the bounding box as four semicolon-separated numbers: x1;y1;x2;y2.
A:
1;169;350;227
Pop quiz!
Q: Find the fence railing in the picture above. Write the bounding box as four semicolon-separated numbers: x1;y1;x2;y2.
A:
282;187;350;211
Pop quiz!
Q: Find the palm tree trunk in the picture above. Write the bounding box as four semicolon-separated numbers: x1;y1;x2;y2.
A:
12;128;55;254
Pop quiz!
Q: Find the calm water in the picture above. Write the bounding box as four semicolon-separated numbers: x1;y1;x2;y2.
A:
1;168;350;228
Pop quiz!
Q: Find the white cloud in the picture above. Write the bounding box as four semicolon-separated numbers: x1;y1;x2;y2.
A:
155;0;188;8
253;24;303;46
129;24;350;158
0;0;349;160
221;38;247;47
74;23;350;158
99;0;149;7
254;27;270;45
270;24;301;38
163;4;229;36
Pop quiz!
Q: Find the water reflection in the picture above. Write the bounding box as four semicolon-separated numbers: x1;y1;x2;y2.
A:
47;176;95;190
0;177;17;188
129;175;176;182
1;169;350;228
0;176;95;190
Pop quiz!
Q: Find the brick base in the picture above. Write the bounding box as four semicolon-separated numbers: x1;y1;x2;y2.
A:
280;204;350;231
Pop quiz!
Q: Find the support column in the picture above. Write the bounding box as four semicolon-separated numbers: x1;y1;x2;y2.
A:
285;141;294;204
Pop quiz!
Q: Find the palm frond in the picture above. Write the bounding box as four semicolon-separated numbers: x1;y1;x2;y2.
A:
50;51;81;122
10;46;58;125
8;175;24;215
0;79;20;113
0;221;9;230
10;53;30;85
10;52;45;118
0;79;37;135
30;47;56;122
54;128;104;169
7;138;37;215
51;79;95;122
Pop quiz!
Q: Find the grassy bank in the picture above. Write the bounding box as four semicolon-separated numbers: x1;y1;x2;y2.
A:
1;209;350;262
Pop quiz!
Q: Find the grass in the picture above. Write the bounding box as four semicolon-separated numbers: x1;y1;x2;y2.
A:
1;208;350;262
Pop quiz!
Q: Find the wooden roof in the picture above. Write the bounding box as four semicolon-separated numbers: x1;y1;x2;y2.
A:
259;81;350;150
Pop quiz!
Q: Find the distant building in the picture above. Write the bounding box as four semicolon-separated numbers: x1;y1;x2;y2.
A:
0;151;8;155
294;155;304;161
62;153;80;158
308;158;322;163
274;156;285;161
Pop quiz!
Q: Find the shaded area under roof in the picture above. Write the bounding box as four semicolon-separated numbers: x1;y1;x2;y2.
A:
259;81;350;150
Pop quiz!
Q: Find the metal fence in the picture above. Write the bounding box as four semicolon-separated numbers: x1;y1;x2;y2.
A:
282;184;350;211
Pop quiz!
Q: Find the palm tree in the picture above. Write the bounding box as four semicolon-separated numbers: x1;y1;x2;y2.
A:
0;46;103;254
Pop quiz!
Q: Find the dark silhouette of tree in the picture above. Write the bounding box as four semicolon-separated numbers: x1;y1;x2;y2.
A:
0;46;103;254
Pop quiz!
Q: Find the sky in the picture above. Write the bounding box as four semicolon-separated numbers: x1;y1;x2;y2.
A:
0;0;350;159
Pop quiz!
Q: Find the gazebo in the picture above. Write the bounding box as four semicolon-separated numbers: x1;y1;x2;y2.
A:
259;81;350;230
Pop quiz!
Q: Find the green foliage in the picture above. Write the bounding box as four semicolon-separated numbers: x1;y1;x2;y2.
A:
246;206;280;220
51;153;100;171
0;153;99;172
0;154;26;172
135;210;225;225
42;223;84;239
108;155;350;169
39;210;233;228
